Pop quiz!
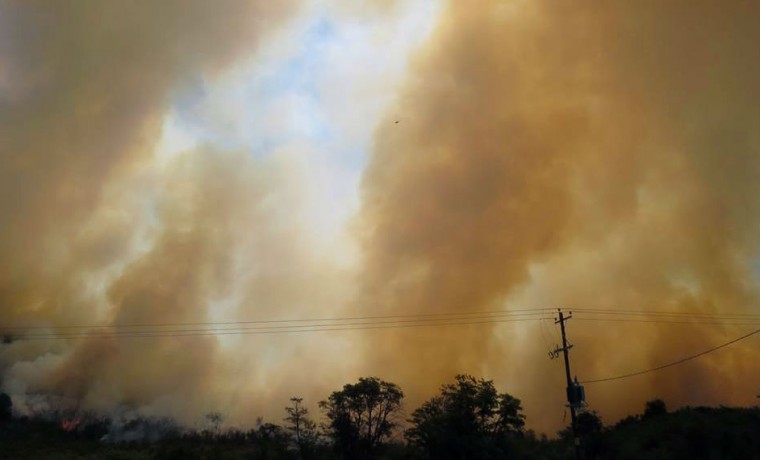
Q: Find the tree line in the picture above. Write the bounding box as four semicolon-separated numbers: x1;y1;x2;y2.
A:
2;375;760;460
301;374;526;460
0;374;536;460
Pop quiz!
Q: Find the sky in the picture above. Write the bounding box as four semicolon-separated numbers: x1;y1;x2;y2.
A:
1;0;760;435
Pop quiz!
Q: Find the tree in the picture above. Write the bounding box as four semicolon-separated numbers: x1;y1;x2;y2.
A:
284;397;319;459
643;398;667;418
576;411;603;436
575;410;604;460
249;422;294;460
0;392;10;421
405;374;525;460
204;412;224;436
319;377;404;459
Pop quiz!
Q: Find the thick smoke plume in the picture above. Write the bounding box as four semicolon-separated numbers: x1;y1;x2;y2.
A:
0;0;311;425
2;0;760;436
358;0;760;431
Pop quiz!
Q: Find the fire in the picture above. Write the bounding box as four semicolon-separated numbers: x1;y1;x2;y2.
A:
61;417;82;432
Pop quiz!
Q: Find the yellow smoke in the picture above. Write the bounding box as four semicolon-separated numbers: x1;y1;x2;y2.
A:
0;0;306;423
357;0;760;432
2;0;760;436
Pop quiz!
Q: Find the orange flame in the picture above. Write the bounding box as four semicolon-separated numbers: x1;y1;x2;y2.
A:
61;417;82;432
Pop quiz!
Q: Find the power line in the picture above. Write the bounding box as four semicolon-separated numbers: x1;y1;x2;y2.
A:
538;315;554;351
581;326;760;384
0;307;554;331
573;317;760;326
571;307;760;320
570;308;760;325
7;308;760;331
5;306;759;333
8;316;554;341
17;314;548;336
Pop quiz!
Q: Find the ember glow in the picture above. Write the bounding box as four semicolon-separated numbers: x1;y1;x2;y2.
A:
61;418;82;433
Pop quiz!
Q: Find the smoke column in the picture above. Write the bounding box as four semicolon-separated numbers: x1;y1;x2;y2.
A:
2;0;760;434
0;0;427;430
358;0;760;432
0;0;304;423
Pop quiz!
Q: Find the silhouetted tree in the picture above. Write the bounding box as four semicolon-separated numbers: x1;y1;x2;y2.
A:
250;422;294;460
576;410;603;436
0;392;11;421
284;397;319;459
319;377;403;459
603;406;760;459
205;411;224;435
576;410;604;459
405;374;525;460
643;398;667;418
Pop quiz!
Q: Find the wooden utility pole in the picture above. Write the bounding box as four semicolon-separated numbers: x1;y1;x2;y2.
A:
554;309;582;460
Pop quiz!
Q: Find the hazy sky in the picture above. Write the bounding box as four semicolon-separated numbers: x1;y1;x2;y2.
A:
1;0;759;434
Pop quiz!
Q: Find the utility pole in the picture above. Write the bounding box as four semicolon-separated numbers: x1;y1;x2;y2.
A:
553;309;582;460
